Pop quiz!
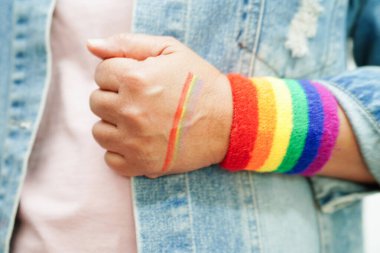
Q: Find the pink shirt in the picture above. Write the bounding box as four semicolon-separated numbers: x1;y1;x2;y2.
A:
12;1;137;252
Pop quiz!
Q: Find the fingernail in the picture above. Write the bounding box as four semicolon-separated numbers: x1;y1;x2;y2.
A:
87;38;107;48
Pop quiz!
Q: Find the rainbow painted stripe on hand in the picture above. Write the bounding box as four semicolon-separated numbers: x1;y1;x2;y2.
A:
220;74;340;176
161;73;203;172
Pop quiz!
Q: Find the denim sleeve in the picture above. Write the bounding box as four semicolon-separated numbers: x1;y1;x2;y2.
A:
310;67;380;212
348;0;380;65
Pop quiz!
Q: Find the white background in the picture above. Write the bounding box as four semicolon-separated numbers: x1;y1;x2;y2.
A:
347;42;380;253
364;194;380;253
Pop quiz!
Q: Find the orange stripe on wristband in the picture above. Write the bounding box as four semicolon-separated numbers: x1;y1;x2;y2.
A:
245;78;277;171
256;77;293;172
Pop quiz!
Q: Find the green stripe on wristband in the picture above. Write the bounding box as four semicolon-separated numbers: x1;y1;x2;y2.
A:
276;79;309;173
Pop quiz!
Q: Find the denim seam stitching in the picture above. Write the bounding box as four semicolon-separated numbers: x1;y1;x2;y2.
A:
184;2;196;251
184;0;192;46
248;0;266;76
240;173;255;252
185;173;196;253
318;0;338;77
316;210;329;253
248;173;263;253
4;0;57;251
237;0;251;73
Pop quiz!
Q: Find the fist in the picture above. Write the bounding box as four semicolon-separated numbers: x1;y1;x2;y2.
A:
88;34;232;178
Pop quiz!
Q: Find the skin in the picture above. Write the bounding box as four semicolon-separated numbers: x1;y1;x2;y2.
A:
87;33;376;184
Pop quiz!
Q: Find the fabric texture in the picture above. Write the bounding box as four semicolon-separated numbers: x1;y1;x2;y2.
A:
11;1;137;252
1;0;380;252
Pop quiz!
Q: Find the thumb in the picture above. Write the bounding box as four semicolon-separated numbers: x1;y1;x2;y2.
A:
87;33;178;60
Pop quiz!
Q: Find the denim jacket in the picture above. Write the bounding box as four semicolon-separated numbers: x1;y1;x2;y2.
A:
1;0;379;252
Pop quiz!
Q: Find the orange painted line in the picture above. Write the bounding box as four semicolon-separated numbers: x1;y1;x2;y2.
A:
161;73;194;172
172;76;198;162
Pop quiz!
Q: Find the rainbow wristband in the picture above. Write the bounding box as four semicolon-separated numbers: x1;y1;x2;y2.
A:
220;74;340;176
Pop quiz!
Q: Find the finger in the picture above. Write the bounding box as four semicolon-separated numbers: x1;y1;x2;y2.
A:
104;151;142;177
89;89;119;124
87;33;179;60
92;121;121;152
94;57;137;92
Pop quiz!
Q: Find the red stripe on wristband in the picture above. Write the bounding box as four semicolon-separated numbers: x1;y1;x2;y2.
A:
220;74;259;171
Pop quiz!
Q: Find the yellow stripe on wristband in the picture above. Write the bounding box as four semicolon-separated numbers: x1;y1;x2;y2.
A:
257;77;293;172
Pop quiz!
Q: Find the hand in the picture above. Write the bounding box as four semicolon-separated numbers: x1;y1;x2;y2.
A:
87;34;233;178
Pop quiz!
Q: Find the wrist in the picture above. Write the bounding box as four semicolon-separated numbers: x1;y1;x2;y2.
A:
209;73;233;164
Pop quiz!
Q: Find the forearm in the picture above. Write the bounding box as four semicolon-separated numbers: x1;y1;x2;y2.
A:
317;106;376;184
219;74;377;184
88;34;379;184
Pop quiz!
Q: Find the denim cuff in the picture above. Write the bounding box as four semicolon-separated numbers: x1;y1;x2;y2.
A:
309;68;380;212
310;67;380;212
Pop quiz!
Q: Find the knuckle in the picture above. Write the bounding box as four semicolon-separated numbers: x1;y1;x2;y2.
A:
126;69;149;87
115;33;130;44
119;106;145;120
89;90;100;111
104;152;139;177
92;123;119;150
92;122;114;146
94;61;108;85
161;36;178;45
91;122;103;140
157;36;180;55
104;153;124;171
145;174;161;179
89;89;98;102
95;59;121;87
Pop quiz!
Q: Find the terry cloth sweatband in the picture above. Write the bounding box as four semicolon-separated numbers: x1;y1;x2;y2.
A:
220;74;340;176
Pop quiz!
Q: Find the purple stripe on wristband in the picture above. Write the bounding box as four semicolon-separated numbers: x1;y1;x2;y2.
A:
302;82;340;176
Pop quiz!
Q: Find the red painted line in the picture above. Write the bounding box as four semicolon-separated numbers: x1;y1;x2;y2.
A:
161;73;194;172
